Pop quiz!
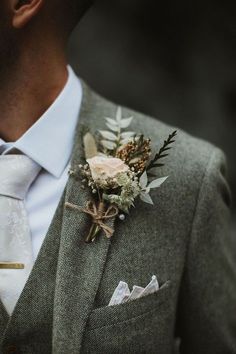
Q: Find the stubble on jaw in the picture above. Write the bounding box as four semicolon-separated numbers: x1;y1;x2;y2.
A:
0;4;20;87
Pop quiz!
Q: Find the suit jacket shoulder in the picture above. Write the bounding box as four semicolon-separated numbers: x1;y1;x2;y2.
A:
84;81;227;203
74;80;236;353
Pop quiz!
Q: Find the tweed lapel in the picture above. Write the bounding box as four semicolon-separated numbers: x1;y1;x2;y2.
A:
52;81;114;353
0;300;9;339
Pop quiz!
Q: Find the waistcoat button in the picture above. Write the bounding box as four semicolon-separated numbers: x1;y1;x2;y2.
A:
5;345;19;354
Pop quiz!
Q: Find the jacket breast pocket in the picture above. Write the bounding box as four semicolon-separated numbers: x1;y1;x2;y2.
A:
82;281;174;354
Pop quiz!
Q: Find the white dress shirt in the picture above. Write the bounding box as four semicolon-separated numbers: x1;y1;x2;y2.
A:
0;66;82;262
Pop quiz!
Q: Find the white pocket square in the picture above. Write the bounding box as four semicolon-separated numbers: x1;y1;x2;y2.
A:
108;275;159;306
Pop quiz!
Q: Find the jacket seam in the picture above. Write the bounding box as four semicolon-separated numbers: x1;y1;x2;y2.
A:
186;149;216;256
175;149;216;337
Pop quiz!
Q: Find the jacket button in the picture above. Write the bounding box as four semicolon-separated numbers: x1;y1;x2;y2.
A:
5;345;19;354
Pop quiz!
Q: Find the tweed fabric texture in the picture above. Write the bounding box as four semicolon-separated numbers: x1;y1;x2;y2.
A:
0;190;66;353
0;80;235;354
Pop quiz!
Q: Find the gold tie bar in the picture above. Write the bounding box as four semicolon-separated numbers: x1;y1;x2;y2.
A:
0;262;25;269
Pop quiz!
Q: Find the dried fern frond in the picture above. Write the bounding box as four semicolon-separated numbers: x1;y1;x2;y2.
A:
147;131;177;171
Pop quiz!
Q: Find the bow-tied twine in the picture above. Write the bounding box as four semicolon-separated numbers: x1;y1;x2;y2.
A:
65;201;119;238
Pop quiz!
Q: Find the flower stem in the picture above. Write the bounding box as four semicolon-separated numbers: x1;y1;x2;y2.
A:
85;202;106;243
85;224;101;243
97;188;102;202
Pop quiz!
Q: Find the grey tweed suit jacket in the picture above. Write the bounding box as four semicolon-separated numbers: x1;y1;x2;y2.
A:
0;80;236;354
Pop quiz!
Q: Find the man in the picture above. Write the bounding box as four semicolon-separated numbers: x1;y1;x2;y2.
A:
0;0;235;353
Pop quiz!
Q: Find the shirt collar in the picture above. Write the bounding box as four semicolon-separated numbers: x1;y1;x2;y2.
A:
0;66;82;178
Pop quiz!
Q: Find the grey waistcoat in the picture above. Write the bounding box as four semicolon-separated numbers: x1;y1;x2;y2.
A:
0;80;235;354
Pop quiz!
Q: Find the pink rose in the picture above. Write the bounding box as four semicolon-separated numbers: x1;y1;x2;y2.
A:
87;156;129;182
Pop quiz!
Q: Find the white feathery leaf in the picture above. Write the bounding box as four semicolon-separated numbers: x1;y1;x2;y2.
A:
116;107;122;123
120;117;133;128
120;138;132;145
148;176;168;189
140;192;154;205
99;130;117;141
145;187;151;194
101;140;116;150
83;133;98;159
105;117;118;126
139;171;148;189
106;123;120;132
121;131;135;139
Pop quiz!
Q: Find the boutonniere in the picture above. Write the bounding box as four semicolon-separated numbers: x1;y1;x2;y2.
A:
66;107;177;243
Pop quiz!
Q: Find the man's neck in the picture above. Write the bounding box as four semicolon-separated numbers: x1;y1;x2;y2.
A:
0;52;68;142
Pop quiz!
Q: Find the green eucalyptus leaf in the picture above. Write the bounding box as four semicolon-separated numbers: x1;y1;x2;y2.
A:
139;171;148;189
148;176;168;189
140;192;154;205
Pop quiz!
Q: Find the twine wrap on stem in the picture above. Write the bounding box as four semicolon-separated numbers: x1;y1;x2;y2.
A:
65;201;119;243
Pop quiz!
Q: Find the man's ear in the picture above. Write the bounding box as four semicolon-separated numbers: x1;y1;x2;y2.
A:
12;0;44;28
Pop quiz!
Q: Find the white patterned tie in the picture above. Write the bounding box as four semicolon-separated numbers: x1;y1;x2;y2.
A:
0;155;41;315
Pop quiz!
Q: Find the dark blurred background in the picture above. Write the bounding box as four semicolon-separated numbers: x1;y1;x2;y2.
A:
68;0;236;233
